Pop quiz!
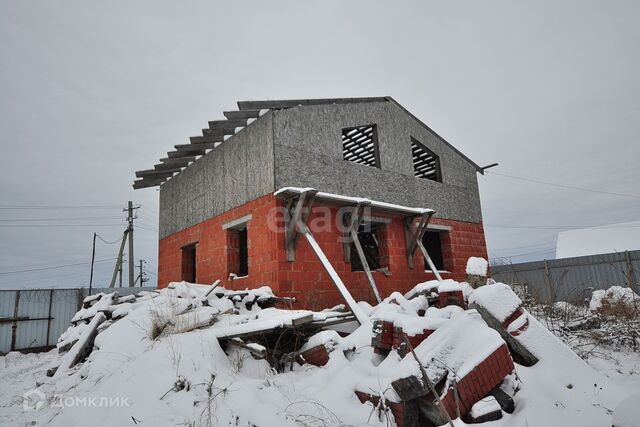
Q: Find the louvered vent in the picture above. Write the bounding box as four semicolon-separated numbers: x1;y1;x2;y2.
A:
411;138;441;182
342;125;380;168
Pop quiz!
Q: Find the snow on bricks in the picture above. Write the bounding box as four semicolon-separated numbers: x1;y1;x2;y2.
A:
6;274;636;426
357;313;515;426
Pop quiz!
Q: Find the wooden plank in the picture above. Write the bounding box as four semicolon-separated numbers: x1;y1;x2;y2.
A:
175;142;217;150
223;110;260;120
154;162;185;171
167;149;205;158
136;169;178;178
208;119;247;129
133;179;165;189
159;156;195;164
190;135;224;144
202;127;234;136
227;338;266;358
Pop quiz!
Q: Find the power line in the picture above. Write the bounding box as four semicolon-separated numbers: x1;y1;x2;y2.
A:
0;224;123;228
485;171;640;199
0;216;122;222
0;204;122;210
96;234;123;244
486;223;640;230
0;258;117;275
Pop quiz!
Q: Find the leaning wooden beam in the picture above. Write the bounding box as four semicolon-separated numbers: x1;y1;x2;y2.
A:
404;213;429;268
417;239;444;281
284;189;318;261
345;203;382;303
223;110;260;120
299;221;370;326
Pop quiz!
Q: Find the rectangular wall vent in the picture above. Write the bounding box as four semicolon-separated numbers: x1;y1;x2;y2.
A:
411;137;441;182
342;125;380;168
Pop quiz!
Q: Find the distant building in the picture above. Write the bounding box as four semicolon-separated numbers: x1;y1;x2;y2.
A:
556;220;640;259
134;97;488;308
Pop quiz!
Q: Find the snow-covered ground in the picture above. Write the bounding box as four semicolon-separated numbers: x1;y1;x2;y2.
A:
0;282;638;427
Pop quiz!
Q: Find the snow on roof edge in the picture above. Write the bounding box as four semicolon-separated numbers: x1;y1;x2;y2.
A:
274;187;434;216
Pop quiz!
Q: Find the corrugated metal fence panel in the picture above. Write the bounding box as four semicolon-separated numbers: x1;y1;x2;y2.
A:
492;250;640;302
0;287;157;354
15;290;51;350
0;291;17;354
49;289;81;347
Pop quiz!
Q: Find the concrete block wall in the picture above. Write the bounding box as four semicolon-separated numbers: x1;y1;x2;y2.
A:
272;101;482;224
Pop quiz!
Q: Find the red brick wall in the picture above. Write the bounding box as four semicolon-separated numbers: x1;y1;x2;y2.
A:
158;193;488;310
158;194;281;291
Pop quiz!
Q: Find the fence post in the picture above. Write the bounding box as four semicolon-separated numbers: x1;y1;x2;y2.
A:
46;289;54;347
543;259;554;303
624;251;637;293
10;291;20;351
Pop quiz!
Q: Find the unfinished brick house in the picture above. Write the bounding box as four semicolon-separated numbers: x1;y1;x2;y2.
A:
134;97;489;309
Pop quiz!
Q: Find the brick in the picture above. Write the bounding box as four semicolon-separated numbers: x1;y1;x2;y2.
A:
158;194;488;308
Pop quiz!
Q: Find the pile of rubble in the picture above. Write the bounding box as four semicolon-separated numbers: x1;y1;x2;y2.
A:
45;269;570;426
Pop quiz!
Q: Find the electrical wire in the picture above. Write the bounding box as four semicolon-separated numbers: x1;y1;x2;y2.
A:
96;234;123;245
0;204;122;210
485;223;640;230
485;171;640;199
0;224;123;228
0;258;117;275
0;216;122;222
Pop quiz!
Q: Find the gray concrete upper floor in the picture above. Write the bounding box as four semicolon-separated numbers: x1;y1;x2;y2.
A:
147;97;486;239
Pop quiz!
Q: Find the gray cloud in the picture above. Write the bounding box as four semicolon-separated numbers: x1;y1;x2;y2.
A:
1;1;639;288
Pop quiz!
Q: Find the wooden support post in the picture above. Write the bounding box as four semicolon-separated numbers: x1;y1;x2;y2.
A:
299;221;370;325
344;203;382;303
405;212;443;280
416;239;444;282
284;189;317;261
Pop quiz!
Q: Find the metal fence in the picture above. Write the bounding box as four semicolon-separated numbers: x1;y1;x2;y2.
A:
491;250;640;302
0;287;156;355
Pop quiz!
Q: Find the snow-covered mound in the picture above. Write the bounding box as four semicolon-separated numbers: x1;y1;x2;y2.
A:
589;285;640;313
0;279;635;427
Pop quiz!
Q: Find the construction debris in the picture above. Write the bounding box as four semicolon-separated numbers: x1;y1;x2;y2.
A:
30;261;631;426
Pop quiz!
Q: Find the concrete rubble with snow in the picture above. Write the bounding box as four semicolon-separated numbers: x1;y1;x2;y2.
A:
0;278;638;426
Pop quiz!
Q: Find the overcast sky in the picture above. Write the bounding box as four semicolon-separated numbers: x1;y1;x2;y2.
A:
1;1;639;289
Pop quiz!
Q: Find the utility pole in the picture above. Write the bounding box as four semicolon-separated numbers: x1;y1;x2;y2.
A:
125;201;138;287
136;259;148;287
89;232;96;295
109;201;140;288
